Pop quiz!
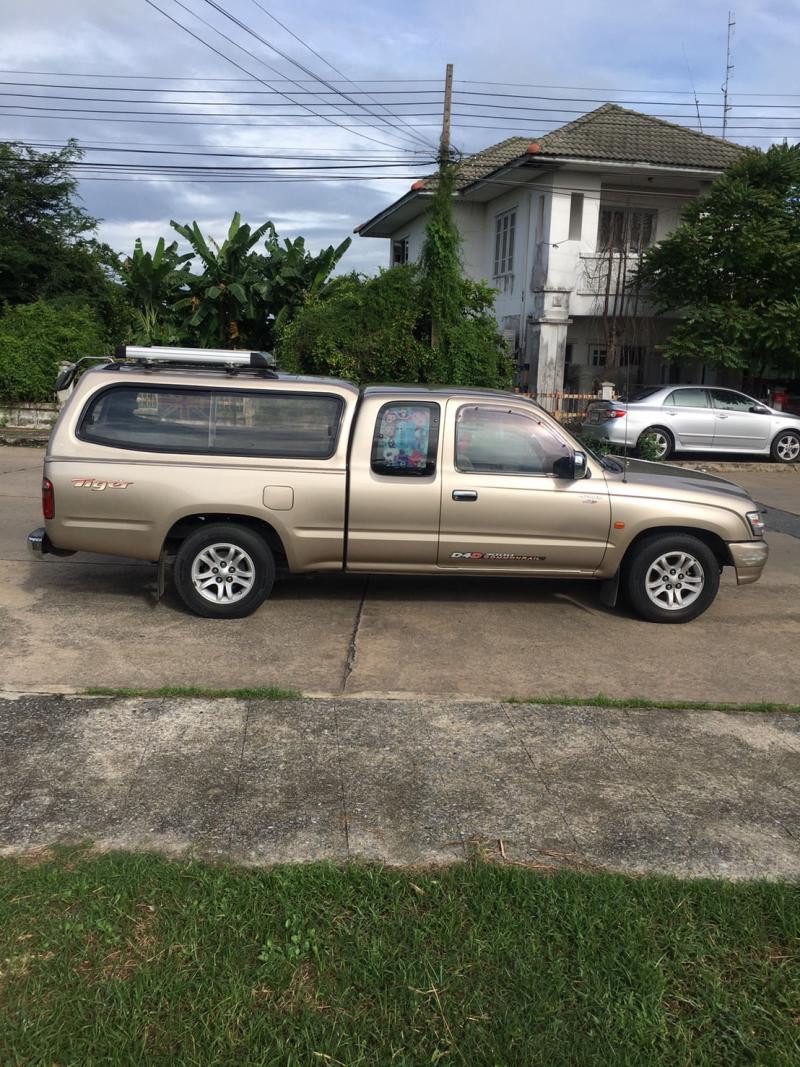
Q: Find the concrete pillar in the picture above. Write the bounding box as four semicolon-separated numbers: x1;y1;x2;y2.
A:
527;287;572;405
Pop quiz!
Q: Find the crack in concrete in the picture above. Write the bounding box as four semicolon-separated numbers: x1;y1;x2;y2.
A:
226;701;251;858
332;702;351;857
501;705;582;854
340;578;368;693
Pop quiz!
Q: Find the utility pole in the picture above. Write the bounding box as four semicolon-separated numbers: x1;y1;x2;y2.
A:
439;63;453;164
721;10;735;139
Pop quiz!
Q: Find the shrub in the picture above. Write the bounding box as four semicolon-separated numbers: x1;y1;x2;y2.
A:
278;267;512;388
0;301;108;403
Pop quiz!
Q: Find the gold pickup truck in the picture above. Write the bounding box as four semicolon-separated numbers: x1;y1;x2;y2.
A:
28;346;768;623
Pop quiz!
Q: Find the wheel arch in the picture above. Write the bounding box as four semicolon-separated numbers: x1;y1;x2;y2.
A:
620;525;732;573
162;512;289;569
771;426;800;462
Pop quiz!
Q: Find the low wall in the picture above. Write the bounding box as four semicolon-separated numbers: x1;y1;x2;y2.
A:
0;402;59;428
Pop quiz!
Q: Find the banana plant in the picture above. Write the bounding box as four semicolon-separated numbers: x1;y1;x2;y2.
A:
171;213;276;348
120;237;192;344
255;233;352;340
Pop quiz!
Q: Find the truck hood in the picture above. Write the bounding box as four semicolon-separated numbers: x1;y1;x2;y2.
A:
602;457;753;504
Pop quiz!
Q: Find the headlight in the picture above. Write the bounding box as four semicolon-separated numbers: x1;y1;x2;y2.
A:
746;510;766;537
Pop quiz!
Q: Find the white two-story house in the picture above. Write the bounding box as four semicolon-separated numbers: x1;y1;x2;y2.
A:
356;104;745;397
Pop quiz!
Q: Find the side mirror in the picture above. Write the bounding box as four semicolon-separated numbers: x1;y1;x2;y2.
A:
750;405;770;415
55;362;77;392
553;451;587;479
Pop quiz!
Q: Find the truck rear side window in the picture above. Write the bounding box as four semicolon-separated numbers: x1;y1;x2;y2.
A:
371;402;440;476
79;385;343;459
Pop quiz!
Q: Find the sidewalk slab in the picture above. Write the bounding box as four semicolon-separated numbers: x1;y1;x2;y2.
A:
1;695;798;880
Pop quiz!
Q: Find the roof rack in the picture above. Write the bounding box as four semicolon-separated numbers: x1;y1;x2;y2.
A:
113;345;278;375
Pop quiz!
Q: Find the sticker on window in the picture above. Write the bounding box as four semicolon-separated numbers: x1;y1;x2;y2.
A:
371;403;439;475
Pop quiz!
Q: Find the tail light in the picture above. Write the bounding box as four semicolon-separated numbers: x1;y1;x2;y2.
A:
603;408;627;420
42;477;54;520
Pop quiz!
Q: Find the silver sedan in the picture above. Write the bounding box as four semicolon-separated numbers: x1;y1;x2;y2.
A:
580;385;800;463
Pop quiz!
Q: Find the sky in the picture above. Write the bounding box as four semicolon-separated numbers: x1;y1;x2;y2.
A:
2;0;799;275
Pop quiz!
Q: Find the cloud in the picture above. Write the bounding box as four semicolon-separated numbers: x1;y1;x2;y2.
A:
2;0;799;274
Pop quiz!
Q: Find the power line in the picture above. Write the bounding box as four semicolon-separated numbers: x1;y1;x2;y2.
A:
3;67;800;99
140;0;423;153
197;0;436;151
4;104;800;128
244;0;437;151
8;85;800;111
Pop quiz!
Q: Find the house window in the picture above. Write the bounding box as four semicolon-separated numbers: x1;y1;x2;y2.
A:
598;207;656;252
392;237;409;266
589;346;646;368
493;210;516;276
568;193;583;241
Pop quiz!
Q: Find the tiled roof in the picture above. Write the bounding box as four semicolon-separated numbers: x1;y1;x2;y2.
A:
426;104;746;191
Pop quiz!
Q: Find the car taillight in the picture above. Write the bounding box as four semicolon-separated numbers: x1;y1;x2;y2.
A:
604;409;627;420
42;477;54;520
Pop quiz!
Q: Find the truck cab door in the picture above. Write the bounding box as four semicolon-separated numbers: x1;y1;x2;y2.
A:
438;400;611;574
345;396;443;570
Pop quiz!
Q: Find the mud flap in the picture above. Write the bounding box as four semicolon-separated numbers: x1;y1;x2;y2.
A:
599;570;620;608
156;548;167;603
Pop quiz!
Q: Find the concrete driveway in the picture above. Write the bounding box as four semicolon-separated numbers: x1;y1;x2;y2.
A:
2;447;799;704
1;693;799;880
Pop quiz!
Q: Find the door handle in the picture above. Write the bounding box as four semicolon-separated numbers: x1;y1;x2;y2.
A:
452;489;478;501
716;413;729;419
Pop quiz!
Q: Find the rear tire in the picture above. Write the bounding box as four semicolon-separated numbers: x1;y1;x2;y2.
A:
771;430;800;464
638;426;673;461
623;533;720;623
174;523;275;619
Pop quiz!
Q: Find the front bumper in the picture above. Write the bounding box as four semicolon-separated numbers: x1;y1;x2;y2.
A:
728;540;769;585
27;527;75;558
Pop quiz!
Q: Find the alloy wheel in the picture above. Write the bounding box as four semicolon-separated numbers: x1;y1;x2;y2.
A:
776;434;800;463
190;542;256;604
644;550;704;611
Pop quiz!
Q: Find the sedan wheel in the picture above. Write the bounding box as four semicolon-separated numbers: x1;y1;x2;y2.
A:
638;427;673;461
771;430;800;464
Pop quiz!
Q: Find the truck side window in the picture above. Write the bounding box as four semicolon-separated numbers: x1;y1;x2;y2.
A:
455;406;568;475
371;402;440;477
79;385;343;458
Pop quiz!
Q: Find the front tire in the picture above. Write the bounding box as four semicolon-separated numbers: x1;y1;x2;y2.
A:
638;426;673;461
771;430;800;464
174;523;275;619
623;533;720;623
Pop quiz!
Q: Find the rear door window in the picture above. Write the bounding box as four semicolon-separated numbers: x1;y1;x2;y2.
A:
664;388;710;408
79;385;343;458
371;402;440;476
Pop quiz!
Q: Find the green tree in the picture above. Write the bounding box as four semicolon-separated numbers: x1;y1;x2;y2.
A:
0;301;107;403
0;140;126;342
636;143;800;379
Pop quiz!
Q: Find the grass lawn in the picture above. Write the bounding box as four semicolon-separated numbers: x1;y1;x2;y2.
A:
1;851;798;1065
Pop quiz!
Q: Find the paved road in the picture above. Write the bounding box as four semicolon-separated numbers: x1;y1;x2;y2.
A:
1;693;798;880
2;447;799;704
